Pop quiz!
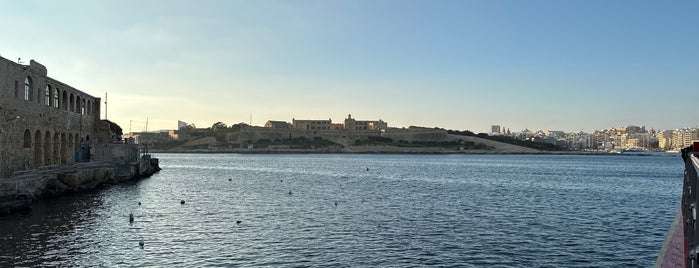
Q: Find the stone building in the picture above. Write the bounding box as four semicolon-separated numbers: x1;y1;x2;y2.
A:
123;131;174;145
292;119;332;130
0;56;102;177
344;114;387;131
264;120;292;129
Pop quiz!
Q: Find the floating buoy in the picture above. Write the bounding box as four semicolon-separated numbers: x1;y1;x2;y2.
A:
228;178;232;181
366;168;369;171
139;239;144;248
180;200;185;205
334;201;338;206
138;202;141;206
236;220;242;224
280;179;283;182
129;213;134;223
288;191;293;195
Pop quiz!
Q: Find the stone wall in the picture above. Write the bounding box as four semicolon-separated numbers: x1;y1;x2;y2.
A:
0;56;101;177
0;157;160;200
382;127;451;142
236;126;451;145
236;126;383;144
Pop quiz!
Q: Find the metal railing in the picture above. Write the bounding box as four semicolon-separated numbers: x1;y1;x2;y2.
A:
682;145;699;267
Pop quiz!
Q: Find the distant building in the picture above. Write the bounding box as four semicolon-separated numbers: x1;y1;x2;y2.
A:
491;125;501;134
178;120;188;130
264;120;292;129
123;131;174;144
344;114;387;131
671;128;698;150
657;130;673;151
292;119;332;130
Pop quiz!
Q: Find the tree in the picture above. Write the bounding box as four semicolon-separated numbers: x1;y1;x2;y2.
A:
230;123;249;131
103;119;123;137
211;122;227;130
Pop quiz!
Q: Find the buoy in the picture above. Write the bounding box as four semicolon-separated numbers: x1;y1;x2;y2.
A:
139;240;144;248
288;191;293;195
236;220;242;224
280;179;283;182
366;168;369;171
334;201;338;206
180;200;185;205
138;202;141;206
129;213;134;223
228;178;232;181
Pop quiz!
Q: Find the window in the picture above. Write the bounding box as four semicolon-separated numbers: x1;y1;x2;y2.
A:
53;89;59;108
23;130;32;148
45;86;51;106
24;77;32;101
69;94;74;112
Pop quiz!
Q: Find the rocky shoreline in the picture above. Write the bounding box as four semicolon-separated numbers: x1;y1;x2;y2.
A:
0;157;160;216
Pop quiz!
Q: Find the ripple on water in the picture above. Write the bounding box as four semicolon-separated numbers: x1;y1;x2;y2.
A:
0;154;683;267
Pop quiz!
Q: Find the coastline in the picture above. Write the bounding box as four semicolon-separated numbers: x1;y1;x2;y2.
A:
0;157;161;216
151;148;674;156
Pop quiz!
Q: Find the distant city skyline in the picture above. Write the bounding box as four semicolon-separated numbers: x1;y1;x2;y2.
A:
1;0;696;133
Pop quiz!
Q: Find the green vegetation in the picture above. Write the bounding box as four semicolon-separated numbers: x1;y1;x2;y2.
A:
447;130;563;151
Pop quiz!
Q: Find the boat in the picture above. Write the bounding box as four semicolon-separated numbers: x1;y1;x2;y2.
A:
620;147;647;154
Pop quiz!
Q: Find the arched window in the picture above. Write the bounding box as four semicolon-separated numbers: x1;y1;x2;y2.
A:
24;77;32;101
53;88;59;108
69;93;75;112
23;129;32;148
82;98;86;115
45;86;51;106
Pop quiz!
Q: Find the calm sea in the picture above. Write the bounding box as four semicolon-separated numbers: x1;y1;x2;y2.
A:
0;154;682;267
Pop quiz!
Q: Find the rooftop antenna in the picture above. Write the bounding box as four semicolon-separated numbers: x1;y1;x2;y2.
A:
104;92;108;120
249;114;252;125
145;116;149;132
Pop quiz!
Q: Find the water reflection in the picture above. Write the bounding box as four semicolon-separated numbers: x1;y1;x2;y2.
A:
0;154;682;267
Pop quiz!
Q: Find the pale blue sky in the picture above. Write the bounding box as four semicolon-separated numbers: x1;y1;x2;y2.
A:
1;0;697;132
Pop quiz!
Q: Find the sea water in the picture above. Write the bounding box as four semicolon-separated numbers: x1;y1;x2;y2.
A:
0;154;682;267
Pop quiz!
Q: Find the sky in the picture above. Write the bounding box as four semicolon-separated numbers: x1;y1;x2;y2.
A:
0;0;697;133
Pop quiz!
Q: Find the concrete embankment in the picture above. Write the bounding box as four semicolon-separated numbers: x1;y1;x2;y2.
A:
0;157;160;215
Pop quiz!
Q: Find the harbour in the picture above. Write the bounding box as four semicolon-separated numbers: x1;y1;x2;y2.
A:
0;154;681;267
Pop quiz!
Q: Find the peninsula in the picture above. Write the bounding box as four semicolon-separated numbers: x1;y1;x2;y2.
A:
133;115;552;154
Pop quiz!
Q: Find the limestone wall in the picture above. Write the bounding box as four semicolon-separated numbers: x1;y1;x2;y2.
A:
237;126;383;144
0;157;160;200
0;56;101;177
382;127;451;142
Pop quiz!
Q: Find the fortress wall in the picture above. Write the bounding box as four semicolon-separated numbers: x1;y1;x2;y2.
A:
382;128;451;142
237;126;451;144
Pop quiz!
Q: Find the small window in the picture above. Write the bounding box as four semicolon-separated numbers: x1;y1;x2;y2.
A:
24;77;32;101
45;86;51;106
53;89;59;108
